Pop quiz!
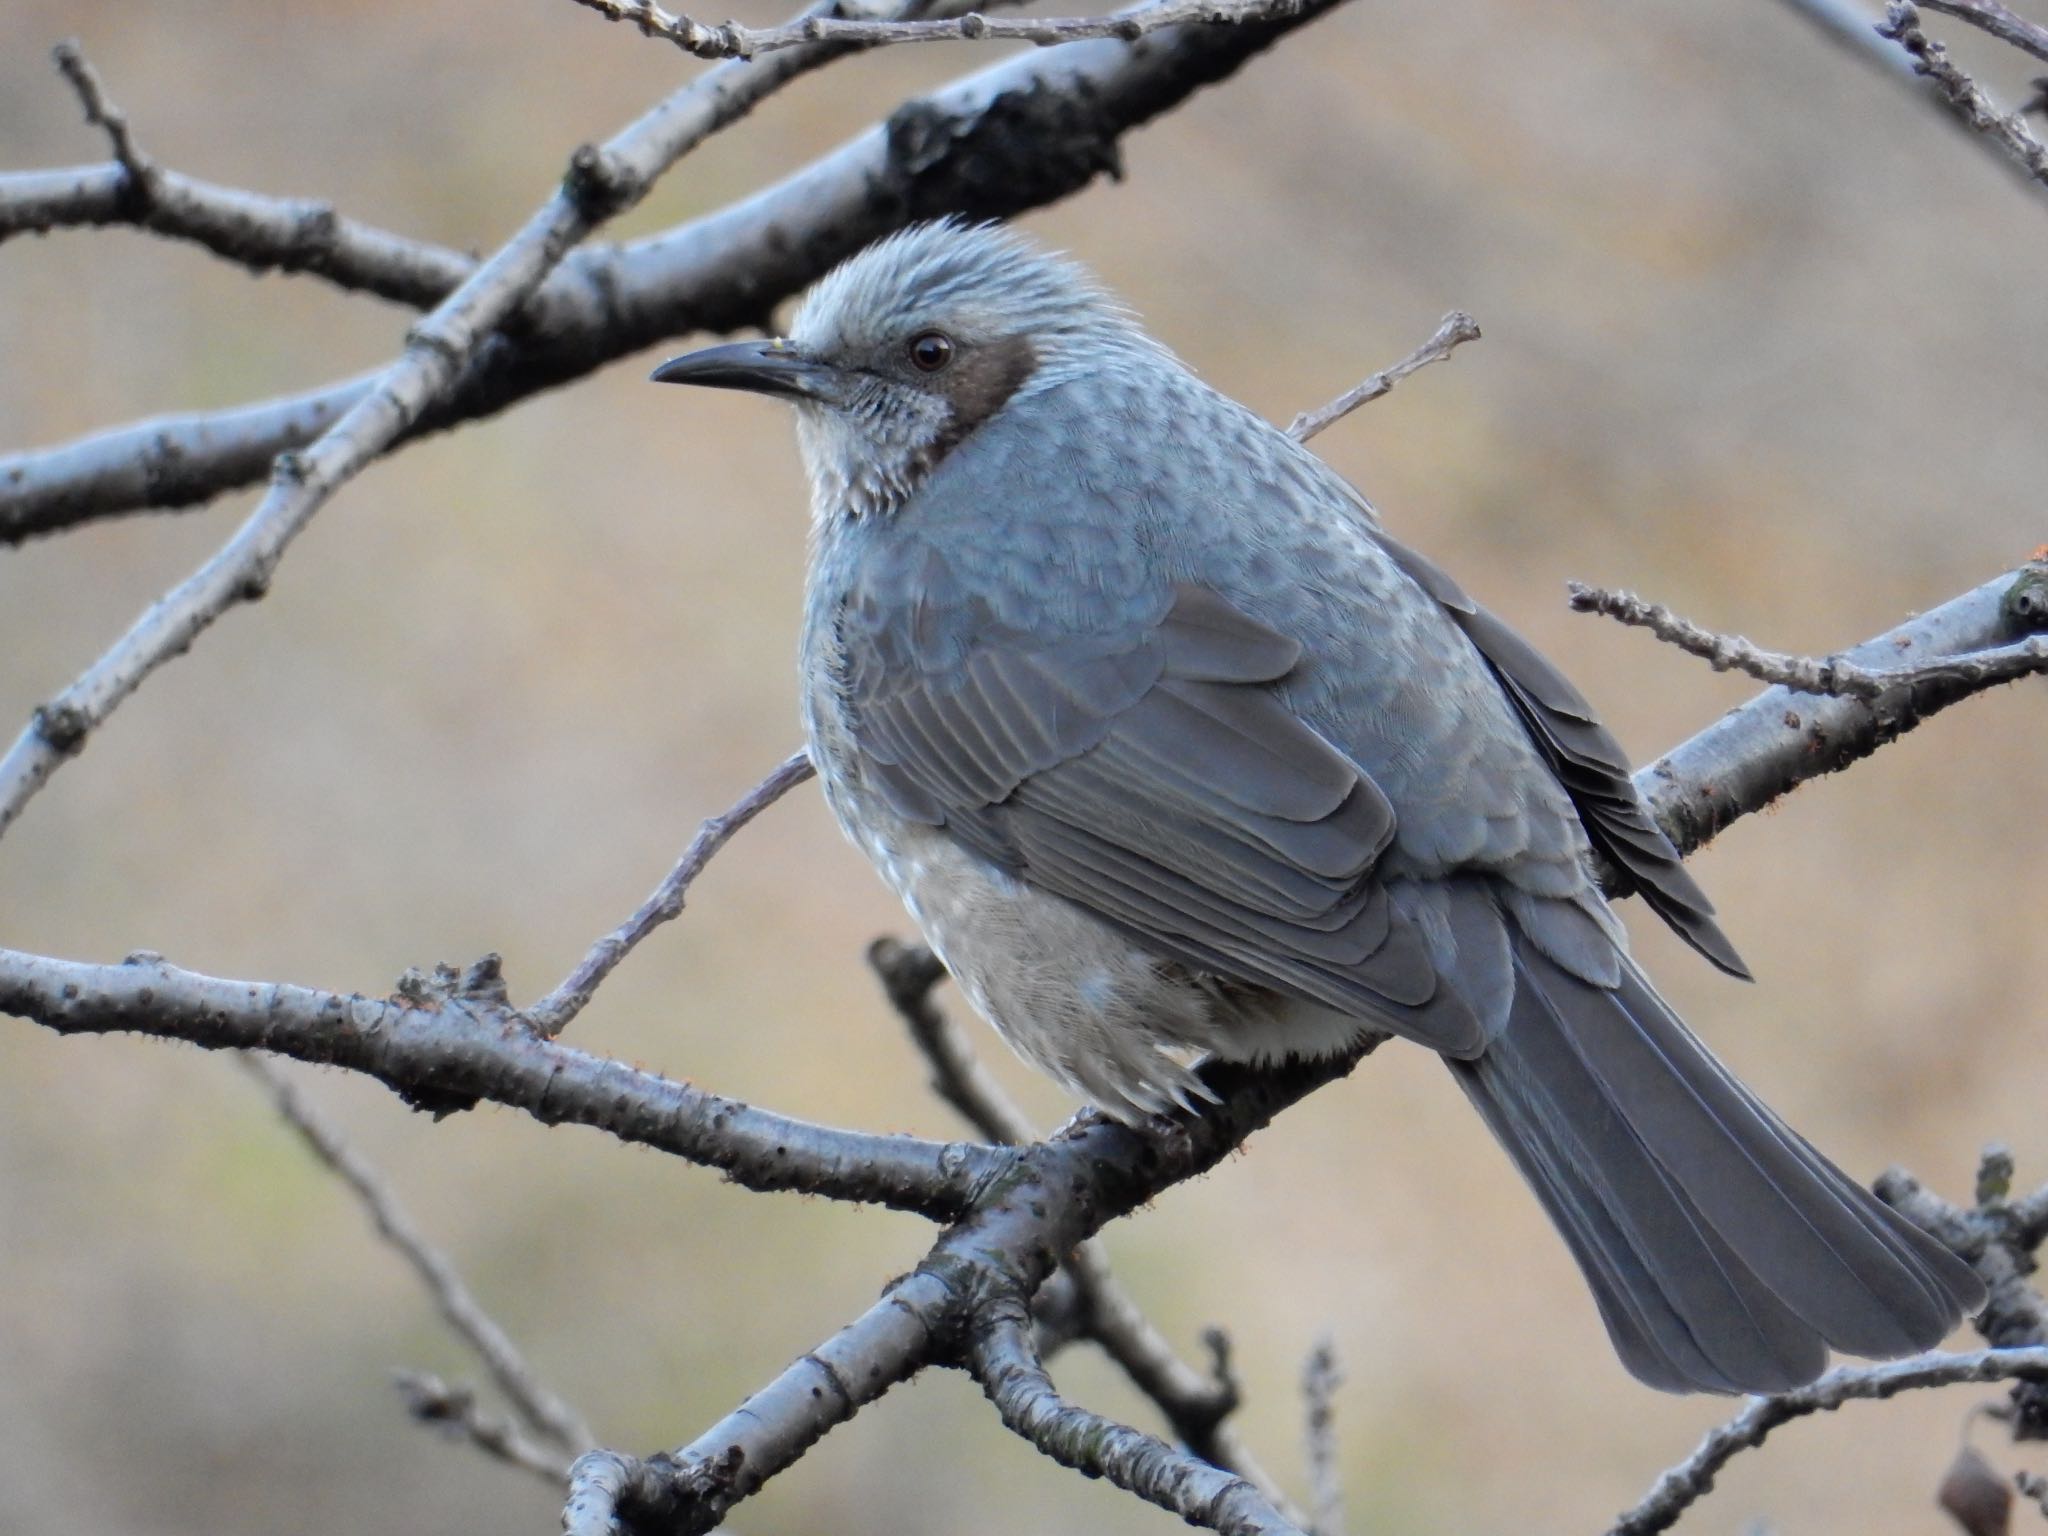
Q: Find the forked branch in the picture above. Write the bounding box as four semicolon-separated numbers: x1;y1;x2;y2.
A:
241;1054;595;1452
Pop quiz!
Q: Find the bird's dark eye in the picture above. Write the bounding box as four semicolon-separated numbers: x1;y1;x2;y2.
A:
907;330;955;373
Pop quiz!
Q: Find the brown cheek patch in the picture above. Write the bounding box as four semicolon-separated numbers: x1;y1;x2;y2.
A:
931;335;1040;464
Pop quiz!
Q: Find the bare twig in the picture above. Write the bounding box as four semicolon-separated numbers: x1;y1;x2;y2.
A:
527;751;814;1036
572;0;1296;60
1921;0;2048;64
1285;311;1481;442
1064;1249;1279;1494
1611;1347;2048;1536
393;1371;574;1484
1632;563;2047;858
1882;2;2048;186
0;3;929;843
2;947;998;1217
50;42;151;189
0;45;479;305
1566;578;2048;700
239;1053;596;1451
0;0;1357;542
1301;1335;1344;1536
969;1299;1308;1536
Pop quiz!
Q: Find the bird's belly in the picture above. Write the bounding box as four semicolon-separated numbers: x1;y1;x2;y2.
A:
856;806;1219;1118
823;770;1372;1119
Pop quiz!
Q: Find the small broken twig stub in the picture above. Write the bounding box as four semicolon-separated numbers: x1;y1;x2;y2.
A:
393;1371;574;1485
51;41;153;193
1881;2;2048;190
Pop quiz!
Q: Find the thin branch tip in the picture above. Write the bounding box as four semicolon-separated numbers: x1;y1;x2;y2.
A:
1612;1347;2048;1536
1879;2;2048;188
1287;309;1482;442
527;750;813;1035
1568;577;2048;700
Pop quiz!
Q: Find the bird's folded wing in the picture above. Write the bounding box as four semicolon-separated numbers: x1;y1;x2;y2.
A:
1376;533;1751;980
841;581;1486;1053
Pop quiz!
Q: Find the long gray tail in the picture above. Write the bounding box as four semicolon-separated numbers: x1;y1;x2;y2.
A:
1447;932;1984;1394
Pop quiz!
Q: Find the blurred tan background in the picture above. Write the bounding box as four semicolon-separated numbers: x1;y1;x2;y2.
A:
3;0;2045;1532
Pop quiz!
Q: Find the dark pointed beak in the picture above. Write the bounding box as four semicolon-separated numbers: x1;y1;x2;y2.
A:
649;339;838;402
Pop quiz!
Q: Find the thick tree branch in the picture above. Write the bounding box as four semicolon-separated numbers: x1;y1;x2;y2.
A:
569;1046;1372;1535
241;1053;595;1452
528;751;815;1036
0;947;999;1217
0;162;470;304
1608;1347;2048;1536
0;0;1357;543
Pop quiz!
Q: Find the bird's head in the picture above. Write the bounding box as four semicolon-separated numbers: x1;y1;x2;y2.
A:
651;219;1151;519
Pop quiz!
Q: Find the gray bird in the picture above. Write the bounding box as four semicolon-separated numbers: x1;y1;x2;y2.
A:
652;220;1983;1394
